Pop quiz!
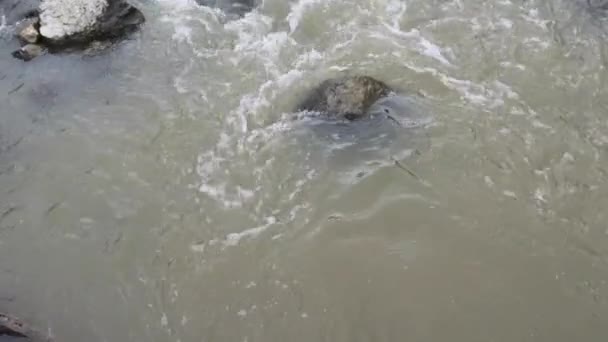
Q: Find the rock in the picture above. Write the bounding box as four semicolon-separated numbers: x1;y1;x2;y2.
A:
38;0;108;42
16;18;40;44
8;0;144;60
297;76;393;121
11;44;45;61
38;0;145;48
0;313;28;338
0;312;51;341
196;0;256;18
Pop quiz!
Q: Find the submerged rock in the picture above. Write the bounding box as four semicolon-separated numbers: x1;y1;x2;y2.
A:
8;0;145;61
196;0;256;18
11;43;45;61
297;76;393;121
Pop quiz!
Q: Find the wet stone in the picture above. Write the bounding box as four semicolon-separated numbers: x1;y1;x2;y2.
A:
16;18;40;44
0;313;51;341
297;76;393;121
11;44;45;61
8;0;145;61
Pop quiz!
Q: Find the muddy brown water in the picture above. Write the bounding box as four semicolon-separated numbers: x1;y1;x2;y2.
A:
1;0;608;341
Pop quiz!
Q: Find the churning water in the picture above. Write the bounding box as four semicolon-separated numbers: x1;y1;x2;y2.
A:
2;0;608;341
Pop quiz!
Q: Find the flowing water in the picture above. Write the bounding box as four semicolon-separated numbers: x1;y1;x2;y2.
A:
2;0;608;341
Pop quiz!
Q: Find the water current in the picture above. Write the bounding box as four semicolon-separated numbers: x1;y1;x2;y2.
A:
1;0;608;341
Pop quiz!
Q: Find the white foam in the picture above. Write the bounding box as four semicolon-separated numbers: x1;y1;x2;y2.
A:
196;150;249;208
522;8;549;30
484;176;495;188
418;36;451;65
287;0;326;33
503;190;517;199
232;68;303;127
223;216;277;247
156;0;199;10
190;242;205;252
372;28;451;66
172;22;194;43
225;11;274;50
534;188;548;204
383;0;407;30
404;71;524;109
0;15;10;38
499;18;513;29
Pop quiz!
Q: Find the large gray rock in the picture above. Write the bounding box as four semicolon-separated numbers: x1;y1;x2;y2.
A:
7;0;145;60
38;0;108;42
297;76;393;121
38;0;145;48
196;0;256;18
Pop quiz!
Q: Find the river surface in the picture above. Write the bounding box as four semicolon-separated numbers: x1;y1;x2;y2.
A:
2;0;608;341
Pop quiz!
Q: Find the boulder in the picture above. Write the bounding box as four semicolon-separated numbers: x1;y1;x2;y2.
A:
297;76;393;121
38;0;145;48
8;0;145;61
195;0;256;18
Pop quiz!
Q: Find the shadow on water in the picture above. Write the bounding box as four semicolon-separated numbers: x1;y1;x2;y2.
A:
287;94;433;174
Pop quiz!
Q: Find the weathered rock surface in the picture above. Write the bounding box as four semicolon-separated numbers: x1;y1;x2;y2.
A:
0;312;51;341
297;76;393;121
38;0;108;42
11;43;45;61
196;0;256;18
38;0;145;48
15;18;40;44
7;0;145;61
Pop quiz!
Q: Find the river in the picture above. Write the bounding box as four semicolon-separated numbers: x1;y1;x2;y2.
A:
1;0;608;341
